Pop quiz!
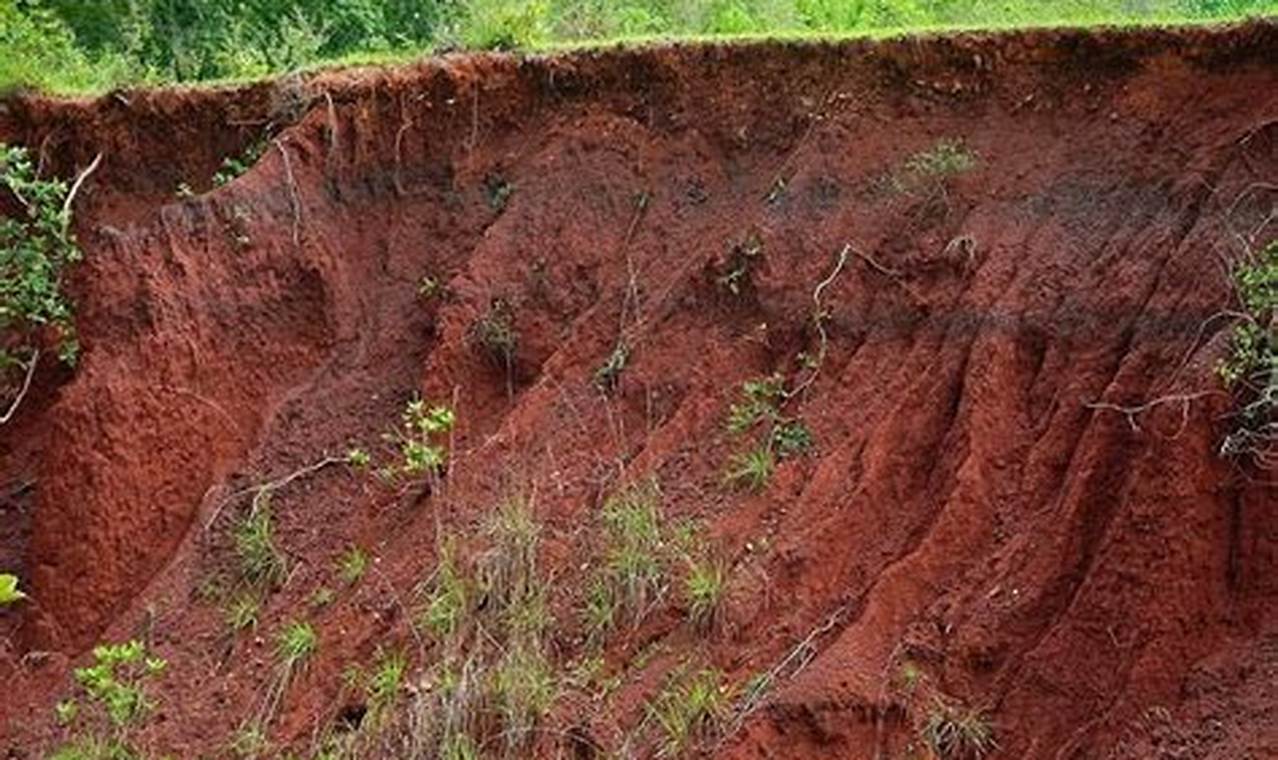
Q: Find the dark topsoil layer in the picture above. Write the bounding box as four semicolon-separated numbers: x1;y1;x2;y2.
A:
1;20;1276;759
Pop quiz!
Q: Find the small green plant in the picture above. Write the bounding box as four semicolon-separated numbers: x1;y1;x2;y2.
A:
310;586;335;608
1;143;82;380
594;341;630;393
365;648;407;724
224;591;260;633
54;699;78;726
277;620;317;667
649;668;729;757
233;496;287;587
381;398;455;483
876;138;977;200
771;419;813;457
482;173;514;210
723;375;811;490
460;0;548;51
582;572;617;640
716;235;763;296
468;297;518;371
921;700;997;759
726;374;784;434
254;619;318;727
213;139;267;187
52;639;167;760
346;447;371;469
906;139;977;179
0;572;27;605
338;545;369;584
899;660;924;693
725;445;774;491
229;724;269;759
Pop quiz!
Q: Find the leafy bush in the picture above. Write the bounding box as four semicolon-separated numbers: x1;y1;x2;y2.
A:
1219;240;1278;465
1;143;82;375
381;398;456;483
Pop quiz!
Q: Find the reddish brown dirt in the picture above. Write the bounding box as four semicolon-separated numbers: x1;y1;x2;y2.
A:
1;21;1276;759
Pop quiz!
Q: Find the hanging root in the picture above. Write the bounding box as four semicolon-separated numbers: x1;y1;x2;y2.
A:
790;244;850;399
273;138;303;246
1084;391;1219;438
0;350;39;426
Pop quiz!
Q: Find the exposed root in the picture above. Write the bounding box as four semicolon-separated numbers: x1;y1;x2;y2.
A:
0;349;39;426
790;244;850;399
854;247;924;301
204;456;344;530
721;604;849;743
1084;391;1219;438
61;151;103;224
274;139;302;247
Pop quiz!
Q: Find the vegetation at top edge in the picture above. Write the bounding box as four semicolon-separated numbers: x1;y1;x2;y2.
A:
2;0;1276;94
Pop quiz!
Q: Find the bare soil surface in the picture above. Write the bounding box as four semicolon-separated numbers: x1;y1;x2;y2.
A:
1;21;1276;759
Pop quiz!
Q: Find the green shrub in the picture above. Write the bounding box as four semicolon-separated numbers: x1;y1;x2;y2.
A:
457;0;550;50
1;143;82;372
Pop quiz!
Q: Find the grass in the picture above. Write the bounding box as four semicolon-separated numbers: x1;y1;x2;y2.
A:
233;496;287;587
338;545;369;584
600;480;668;623
921;700;997;759
224;591;261;633
648;668;730;757
725;445;775;491
683;555;727;632
277;620;318;667
418;542;470;643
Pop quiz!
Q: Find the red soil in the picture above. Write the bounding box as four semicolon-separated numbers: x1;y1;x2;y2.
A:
1;21;1276;759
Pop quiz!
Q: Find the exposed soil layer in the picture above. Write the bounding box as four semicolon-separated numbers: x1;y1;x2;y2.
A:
1;21;1277;759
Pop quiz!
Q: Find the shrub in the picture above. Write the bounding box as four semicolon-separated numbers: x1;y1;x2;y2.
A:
381;398;455;483
1219;240;1278;465
1;143;82;374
